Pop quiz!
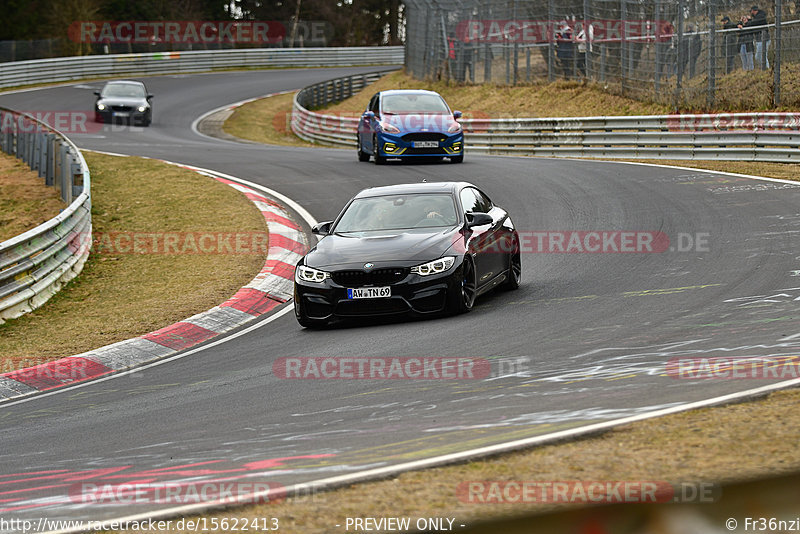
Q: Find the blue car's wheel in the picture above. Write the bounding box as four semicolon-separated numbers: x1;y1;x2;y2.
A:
357;135;370;162
373;134;386;165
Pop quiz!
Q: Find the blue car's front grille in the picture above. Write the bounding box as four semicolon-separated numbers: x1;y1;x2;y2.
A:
401;132;447;142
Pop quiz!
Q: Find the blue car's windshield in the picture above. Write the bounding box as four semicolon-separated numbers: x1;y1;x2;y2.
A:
335;193;458;232
381;94;450;114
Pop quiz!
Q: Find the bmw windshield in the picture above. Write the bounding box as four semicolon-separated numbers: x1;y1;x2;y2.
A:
101;84;146;98
334;194;458;233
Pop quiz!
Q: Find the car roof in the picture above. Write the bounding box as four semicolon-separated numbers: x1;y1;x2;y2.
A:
103;80;145;87
378;89;442;97
354;181;475;198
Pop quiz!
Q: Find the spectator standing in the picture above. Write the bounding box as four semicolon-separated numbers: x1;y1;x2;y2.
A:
555;24;575;78
748;5;770;69
574;22;590;77
738;15;754;71
656;20;675;79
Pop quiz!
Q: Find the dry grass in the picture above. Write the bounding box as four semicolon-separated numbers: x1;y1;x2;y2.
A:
322;70;672;118
0;153;267;373
223;92;316;147
0;152;64;242
116;388;800;533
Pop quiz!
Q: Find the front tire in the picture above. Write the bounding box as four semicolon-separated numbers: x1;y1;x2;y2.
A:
357;135;370;161
450;154;464;163
448;257;477;314
501;235;521;290
373;134;386;165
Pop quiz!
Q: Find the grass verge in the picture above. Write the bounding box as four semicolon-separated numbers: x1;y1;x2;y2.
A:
0;151;64;242
322;70;673;118
114;388;800;533
0;152;267;373
223;92;315;148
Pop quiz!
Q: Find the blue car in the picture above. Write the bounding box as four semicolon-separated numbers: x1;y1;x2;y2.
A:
357;90;464;164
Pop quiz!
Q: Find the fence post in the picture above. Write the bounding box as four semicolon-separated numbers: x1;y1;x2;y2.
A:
621;0;627;92
655;0;661;92
674;0;685;111
708;0;717;108
774;0;782;106
548;0;555;82
484;42;491;82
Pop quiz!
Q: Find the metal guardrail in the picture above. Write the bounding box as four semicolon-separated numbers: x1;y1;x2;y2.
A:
291;69;395;144
0;47;404;89
0;108;91;323
292;77;800;163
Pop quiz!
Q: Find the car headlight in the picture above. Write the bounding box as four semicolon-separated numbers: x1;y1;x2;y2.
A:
295;264;330;283
97;103;106;111
137;105;147;113
448;122;462;133
379;121;401;134
411;256;455;276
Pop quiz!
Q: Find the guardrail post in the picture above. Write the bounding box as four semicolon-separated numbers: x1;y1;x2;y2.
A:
33;131;41;174
28;130;35;167
45;133;55;186
0;112;6;153
59;144;69;203
15;127;23;159
71;161;83;198
37;132;47;177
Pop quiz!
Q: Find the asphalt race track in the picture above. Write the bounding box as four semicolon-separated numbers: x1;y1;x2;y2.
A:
2;67;800;528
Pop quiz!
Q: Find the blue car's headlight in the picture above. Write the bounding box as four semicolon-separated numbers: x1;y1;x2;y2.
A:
296;265;330;283
411;256;455;276
448;122;462;134
379;121;401;134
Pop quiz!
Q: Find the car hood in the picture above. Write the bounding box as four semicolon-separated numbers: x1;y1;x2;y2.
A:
305;227;462;270
380;112;458;134
97;96;148;107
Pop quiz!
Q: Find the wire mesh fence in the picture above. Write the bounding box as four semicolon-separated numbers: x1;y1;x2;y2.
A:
403;0;800;110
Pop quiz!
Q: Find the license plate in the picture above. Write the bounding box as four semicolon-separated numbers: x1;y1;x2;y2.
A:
113;112;130;117
348;286;391;299
414;141;438;148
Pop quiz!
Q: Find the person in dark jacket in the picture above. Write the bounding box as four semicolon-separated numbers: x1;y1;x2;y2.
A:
737;14;754;70
721;16;738;73
748;5;770;69
555;24;575;78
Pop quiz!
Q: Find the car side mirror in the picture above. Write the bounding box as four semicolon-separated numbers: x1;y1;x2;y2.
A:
465;212;492;228
94;90;101;96
312;221;332;235
453;110;462;119
147;94;154;100
364;111;375;120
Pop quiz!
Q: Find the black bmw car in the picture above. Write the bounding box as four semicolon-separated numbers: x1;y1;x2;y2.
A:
294;182;521;327
94;80;153;126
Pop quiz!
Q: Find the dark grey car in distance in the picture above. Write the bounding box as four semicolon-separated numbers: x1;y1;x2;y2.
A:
94;80;153;126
